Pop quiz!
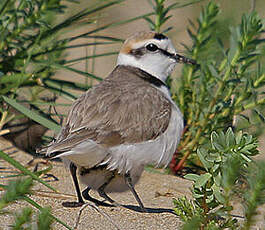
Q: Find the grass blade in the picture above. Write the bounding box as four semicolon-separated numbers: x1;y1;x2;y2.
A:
85;35;124;42
2;96;61;133
29;42;116;60
36;61;103;81
32;0;125;46
42;84;78;101
64;12;154;43
0;150;57;192
23;196;73;230
0;0;9;16
44;78;90;91
65;51;118;64
170;0;205;10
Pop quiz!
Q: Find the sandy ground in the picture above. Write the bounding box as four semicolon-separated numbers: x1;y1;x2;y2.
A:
1;136;264;230
0;137;192;230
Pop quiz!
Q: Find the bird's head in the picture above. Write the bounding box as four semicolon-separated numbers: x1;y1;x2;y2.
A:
117;31;196;83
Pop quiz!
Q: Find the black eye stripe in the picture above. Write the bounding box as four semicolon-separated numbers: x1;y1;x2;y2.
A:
157;48;174;57
129;45;198;66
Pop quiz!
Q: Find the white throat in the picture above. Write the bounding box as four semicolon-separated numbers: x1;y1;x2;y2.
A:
117;53;176;83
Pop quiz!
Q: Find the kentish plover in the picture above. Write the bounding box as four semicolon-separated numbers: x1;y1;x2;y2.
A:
44;31;196;211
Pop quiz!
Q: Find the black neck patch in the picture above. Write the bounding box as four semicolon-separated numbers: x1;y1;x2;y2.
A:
117;65;168;88
154;33;168;40
136;67;167;88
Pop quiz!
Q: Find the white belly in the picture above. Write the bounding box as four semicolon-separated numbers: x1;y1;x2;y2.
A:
104;104;183;174
78;165;144;192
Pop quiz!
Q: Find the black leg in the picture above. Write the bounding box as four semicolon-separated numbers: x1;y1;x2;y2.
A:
124;172;145;212
98;173;121;207
62;162;84;208
82;187;113;207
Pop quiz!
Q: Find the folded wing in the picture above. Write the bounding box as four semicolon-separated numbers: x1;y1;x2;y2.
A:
46;73;171;168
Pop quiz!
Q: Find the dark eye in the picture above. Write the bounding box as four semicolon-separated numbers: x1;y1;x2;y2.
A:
146;43;158;52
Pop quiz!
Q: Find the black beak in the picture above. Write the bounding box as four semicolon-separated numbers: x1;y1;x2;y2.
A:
172;53;198;66
158;48;198;66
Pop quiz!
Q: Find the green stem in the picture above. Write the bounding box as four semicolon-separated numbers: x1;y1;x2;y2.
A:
235;98;265;114
155;14;161;32
177;50;241;166
209;49;241;110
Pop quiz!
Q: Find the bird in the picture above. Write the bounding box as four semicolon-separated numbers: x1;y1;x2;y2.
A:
43;31;197;211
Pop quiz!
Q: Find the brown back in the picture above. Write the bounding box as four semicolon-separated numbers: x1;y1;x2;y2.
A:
48;65;171;153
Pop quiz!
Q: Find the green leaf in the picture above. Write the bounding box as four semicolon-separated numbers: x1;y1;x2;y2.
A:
143;16;155;28
170;0;204;10
194;173;212;188
240;153;252;162
63;12;155;44
13;207;33;230
0;150;57;192
2;96;61;133
0;0;9;16
238;114;250;123
212;163;220;172
24;196;73;230
235;131;243;145
37;0;126;44
0;73;31;84
225;127;236;148
42;84;78;101
38;207;53;230
184;173;200;182
208;64;219;79
31;42;117;58
182;216;201;230
35;60;103;81
193;192;204;199
206;194;214;203
65;51;118;64
213;171;222;187
197;148;213;170
212;183;225;203
211;131;226;151
43;78;90;91
85;35;124;42
0;178;33;207
253;109;265;122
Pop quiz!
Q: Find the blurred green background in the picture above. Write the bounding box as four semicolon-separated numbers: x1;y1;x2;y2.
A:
59;0;265;80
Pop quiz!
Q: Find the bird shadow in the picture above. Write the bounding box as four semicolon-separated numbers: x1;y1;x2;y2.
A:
62;200;177;216
122;204;177;215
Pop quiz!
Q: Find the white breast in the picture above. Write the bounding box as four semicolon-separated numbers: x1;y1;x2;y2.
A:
102;85;184;173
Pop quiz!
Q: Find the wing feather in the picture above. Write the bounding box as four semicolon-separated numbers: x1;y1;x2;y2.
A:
46;66;172;167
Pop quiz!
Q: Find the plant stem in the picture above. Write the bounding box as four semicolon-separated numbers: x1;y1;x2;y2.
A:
235;98;265;113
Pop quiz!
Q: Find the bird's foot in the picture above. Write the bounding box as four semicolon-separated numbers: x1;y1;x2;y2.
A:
62;201;84;208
